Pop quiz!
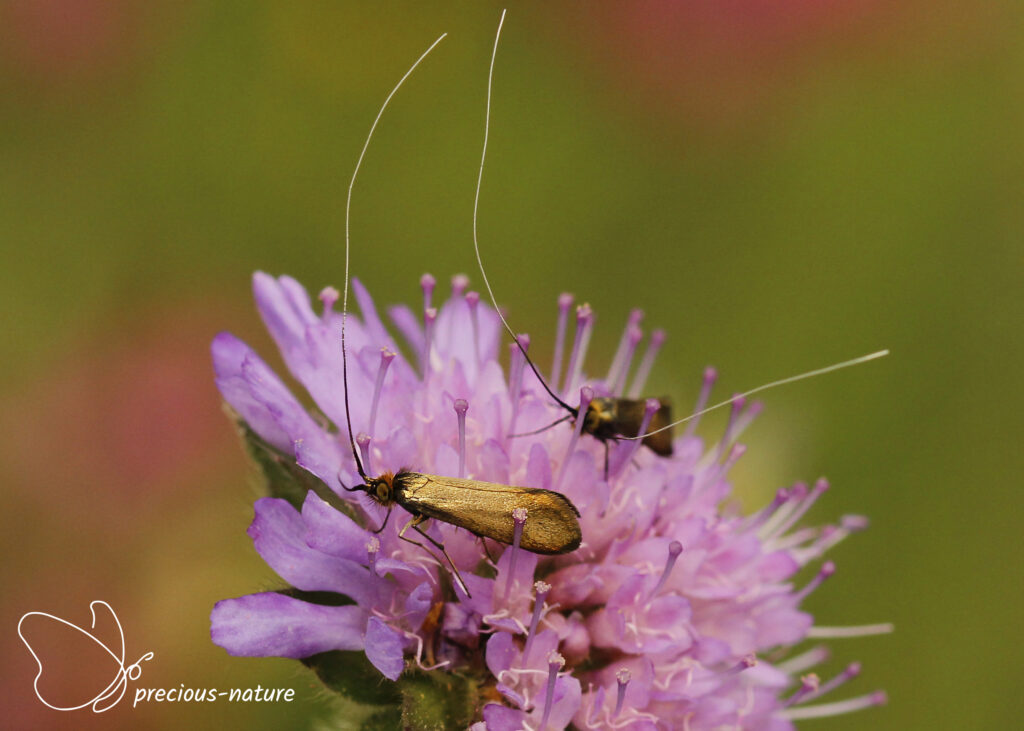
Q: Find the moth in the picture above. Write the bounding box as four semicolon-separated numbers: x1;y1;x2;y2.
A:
336;26;582;598
470;20;675;463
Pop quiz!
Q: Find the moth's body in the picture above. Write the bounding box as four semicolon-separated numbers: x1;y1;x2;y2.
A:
581;397;674;456
365;470;581;554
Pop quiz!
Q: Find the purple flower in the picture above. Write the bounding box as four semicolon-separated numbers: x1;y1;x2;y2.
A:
212;271;889;728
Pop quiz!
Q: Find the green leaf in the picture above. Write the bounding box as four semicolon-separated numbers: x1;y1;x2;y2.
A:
360;707;404;730
302;650;403;707
398;670;478;731
228;408;354;518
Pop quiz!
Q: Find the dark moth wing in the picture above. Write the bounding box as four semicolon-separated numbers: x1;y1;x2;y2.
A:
393;472;581;554
611;397;674;456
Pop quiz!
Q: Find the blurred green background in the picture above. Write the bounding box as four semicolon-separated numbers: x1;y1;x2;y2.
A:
2;2;1020;729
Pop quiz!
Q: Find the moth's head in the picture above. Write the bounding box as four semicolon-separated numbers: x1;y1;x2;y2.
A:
582;397;615;435
361;472;396;506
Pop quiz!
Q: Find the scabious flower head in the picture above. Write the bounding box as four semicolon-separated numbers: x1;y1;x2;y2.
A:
211;271;888;729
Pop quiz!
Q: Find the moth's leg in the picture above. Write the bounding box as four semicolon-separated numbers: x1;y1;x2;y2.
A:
372;506;393;534
398;515;472;598
479;537;496;565
603;440;611;480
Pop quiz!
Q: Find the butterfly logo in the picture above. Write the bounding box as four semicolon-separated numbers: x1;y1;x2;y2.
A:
17;600;154;712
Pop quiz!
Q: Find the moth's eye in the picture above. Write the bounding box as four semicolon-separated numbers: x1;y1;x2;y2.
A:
376;483;390;501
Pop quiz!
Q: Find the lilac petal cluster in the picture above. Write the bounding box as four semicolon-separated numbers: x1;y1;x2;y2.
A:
211;271;888;728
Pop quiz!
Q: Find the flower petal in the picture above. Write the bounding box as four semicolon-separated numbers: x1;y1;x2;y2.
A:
364;616;406;681
211;593;365;658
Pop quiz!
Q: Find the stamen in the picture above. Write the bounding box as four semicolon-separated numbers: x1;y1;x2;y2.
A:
356;433;373;476
776;645;830;675
368;347;396;437
318;286;339;320
613;668;631;718
521;580;551;667
507;334;530;436
627;328;666;399
780;691;887;720
422;306;438;378
712;395;746;462
730;399;763;442
606;308;644;391
784;674;820;707
726;654;758;675
451;273;469;297
648;540;683;601
758;482;808;539
768;478;830;539
557;387;593;490
610;398;660;478
807;623;894;639
454;399;469;478
684;367;718;437
808;662;861;701
774;642;831;671
563;304;594;397
551;293;574;391
714;443;747;482
366;535;380;574
504;507;528;600
466;291;481;364
742;487;791;531
420;273;436;312
795;561;836;602
539;651;565;731
611;325;644;396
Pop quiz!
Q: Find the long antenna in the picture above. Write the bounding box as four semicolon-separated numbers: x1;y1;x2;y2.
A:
472;9;576;415
624;349;890;440
342;33;448;480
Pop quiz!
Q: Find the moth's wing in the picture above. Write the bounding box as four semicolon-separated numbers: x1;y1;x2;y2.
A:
17;604;126;711
612;397;673;455
399;474;581;554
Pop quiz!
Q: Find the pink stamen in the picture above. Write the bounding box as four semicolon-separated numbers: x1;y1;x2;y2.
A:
465;291;481;364
795;561;836;602
366;535;380;575
454;399;469;478
613;668;631;718
784;673;820;707
551;293;574;391
563;304;594;397
507;334;530;437
611;325;644;396
684;367;718;437
504;507;528;600
610;398;660;478
714;443;747;481
368;347;396;437
807;623;894;639
420;273;436;312
769;478;830;539
777;645;831;675
318;286;339;320
726;654;758;676
557;387;593;490
807;662;861;701
521;580;551;667
539;651;565;731
606;308;644;390
356;433;373;476
731;399;763;441
712;394;746;462
781;691;887;721
627;328;666;399
742;487;791;531
758;482;808;538
648;540;683;601
422;306;438;378
450;273;469;297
